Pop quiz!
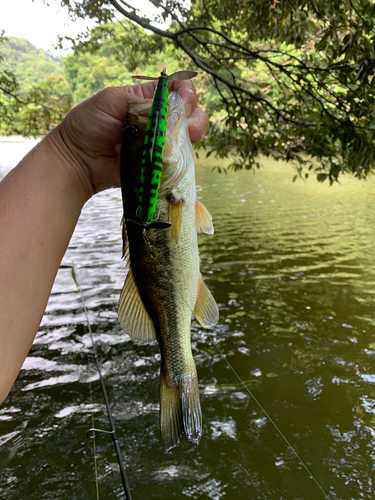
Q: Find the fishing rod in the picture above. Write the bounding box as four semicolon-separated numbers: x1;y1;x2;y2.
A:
71;266;132;500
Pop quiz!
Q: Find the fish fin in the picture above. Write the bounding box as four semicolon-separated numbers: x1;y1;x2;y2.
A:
193;274;219;328
118;266;157;343
160;375;183;451
181;373;202;446
168;198;183;245
121;217;130;263
195;200;214;235
160;370;202;451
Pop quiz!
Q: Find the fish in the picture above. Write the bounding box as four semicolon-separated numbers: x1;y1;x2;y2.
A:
118;91;219;451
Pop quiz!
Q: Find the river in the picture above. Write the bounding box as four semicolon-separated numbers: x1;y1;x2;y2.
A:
1;138;375;499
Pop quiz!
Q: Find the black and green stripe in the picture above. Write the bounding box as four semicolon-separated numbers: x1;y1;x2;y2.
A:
138;74;169;223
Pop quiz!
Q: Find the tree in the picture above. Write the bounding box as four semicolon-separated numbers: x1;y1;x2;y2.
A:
9;1;375;182
53;0;375;182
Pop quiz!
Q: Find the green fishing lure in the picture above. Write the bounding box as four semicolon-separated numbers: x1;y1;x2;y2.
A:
132;67;198;224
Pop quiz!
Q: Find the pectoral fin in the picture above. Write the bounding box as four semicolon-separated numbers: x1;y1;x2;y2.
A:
193;274;219;328
118;266;157;343
168;198;183;244
195;200;214;235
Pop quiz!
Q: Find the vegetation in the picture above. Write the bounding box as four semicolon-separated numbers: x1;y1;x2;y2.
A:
1;36;64;86
0;32;72;136
0;24;189;132
3;0;375;182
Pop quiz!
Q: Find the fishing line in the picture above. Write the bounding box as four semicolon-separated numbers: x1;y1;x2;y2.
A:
144;239;331;500
71;266;132;500
87;351;100;500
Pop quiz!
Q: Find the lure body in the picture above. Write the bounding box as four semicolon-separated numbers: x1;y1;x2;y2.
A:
133;67;198;224
139;71;169;223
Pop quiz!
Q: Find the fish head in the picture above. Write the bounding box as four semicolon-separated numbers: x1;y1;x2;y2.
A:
123;102;150;135
161;92;194;192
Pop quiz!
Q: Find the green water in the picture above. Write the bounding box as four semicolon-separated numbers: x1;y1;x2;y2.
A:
1;142;375;499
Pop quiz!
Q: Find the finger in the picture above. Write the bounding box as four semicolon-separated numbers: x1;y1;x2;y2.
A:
169;80;198;118
124;80;158;100
90;86;154;122
188;108;210;143
132;79;198;115
91;80;198;122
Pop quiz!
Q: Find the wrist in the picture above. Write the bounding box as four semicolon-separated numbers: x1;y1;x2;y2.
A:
46;125;95;202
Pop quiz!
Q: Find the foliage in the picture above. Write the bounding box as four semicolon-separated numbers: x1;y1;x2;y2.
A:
55;0;375;182
4;1;375;182
1;36;64;86
0;33;72;136
0;23;186;123
62;21;173;104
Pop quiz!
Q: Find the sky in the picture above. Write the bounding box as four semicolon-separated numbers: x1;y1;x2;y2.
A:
0;0;93;54
0;0;161;55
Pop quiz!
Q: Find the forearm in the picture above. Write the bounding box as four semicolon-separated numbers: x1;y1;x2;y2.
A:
0;132;90;403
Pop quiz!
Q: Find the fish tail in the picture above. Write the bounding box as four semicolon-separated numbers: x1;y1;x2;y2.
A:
160;369;202;451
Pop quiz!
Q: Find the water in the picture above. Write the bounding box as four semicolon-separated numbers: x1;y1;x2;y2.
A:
1;138;375;499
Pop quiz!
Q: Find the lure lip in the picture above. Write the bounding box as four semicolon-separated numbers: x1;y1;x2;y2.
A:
132;69;198;81
167;70;198;81
126;218;172;231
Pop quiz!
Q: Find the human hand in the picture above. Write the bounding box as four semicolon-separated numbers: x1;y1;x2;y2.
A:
48;80;209;195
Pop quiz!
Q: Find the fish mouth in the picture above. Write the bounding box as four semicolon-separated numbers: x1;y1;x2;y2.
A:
127;101;152;117
161;92;193;192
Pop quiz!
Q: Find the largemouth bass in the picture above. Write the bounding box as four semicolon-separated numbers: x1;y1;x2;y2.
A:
119;91;219;451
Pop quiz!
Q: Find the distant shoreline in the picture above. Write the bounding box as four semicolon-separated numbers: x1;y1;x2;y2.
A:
0;136;42;143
